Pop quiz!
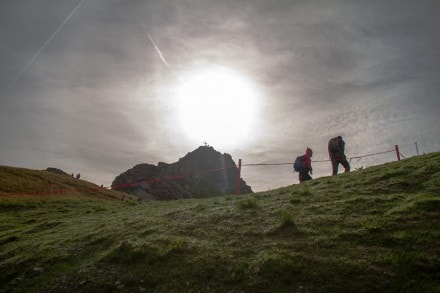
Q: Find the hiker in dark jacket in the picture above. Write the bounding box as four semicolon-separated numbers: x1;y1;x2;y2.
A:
328;136;350;175
299;147;313;183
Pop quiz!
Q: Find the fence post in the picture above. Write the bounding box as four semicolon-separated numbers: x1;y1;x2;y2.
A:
235;159;242;196
395;145;401;161
415;142;419;156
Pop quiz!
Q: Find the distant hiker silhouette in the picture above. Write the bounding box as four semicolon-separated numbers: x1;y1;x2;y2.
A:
328;136;350;175
293;147;313;183
76;173;81;179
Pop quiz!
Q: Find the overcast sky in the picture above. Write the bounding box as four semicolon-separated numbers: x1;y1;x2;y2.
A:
1;0;439;191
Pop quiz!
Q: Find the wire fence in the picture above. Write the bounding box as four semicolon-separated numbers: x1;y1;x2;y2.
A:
241;149;397;167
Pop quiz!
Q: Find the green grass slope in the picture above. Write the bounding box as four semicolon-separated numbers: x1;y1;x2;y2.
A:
0;166;126;199
1;153;439;292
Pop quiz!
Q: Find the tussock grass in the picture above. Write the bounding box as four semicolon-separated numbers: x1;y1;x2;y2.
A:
237;197;259;210
1;153;440;292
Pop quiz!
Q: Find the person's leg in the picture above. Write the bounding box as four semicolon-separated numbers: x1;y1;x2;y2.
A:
304;172;312;181
299;170;311;182
331;158;339;175
340;156;350;173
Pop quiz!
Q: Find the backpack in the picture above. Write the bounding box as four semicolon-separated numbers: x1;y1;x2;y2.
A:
293;155;305;172
328;137;340;153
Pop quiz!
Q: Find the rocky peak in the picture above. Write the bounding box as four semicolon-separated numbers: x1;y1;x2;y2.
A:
111;146;252;200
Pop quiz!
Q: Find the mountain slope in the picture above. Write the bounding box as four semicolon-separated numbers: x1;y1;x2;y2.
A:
0;166;126;199
0;152;439;292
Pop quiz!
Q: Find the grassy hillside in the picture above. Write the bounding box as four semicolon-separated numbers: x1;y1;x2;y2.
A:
0;166;126;199
1;153;439;292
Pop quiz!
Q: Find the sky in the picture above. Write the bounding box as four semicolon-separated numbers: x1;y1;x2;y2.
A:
1;0;440;192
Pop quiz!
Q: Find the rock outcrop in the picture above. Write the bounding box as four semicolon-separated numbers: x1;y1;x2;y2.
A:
111;146;252;200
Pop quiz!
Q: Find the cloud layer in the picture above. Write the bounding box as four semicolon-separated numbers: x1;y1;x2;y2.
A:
1;0;439;191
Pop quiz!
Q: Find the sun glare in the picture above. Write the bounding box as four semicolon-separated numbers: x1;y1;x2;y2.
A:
176;66;259;148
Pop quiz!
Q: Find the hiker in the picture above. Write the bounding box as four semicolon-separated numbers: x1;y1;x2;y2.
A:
328;136;350;175
293;147;313;183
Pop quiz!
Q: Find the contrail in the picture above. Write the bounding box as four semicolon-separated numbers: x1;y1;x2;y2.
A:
147;33;170;67
137;20;170;67
8;0;87;89
137;20;186;86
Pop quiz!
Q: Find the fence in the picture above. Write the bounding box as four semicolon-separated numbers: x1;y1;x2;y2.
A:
234;145;405;195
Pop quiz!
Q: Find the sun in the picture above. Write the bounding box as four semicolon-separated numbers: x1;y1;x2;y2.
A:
175;66;259;148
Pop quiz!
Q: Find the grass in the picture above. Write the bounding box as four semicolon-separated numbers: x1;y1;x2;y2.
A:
0;153;439;292
0;165;127;200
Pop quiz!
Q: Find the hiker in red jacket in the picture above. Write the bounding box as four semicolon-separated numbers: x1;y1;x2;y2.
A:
299;147;313;183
